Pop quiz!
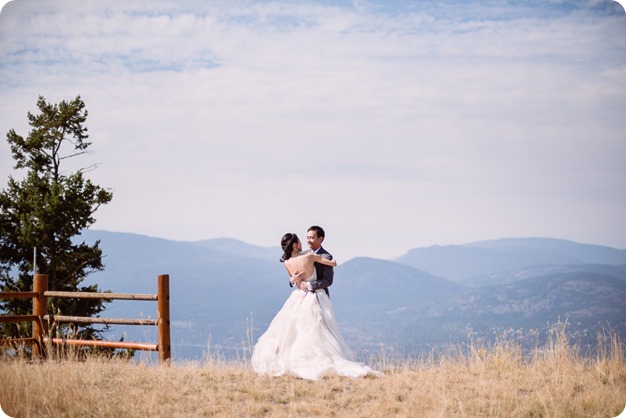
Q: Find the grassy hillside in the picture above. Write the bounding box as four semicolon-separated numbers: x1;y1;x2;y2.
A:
1;331;624;417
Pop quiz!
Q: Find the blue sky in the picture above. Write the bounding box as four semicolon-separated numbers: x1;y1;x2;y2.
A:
1;0;625;260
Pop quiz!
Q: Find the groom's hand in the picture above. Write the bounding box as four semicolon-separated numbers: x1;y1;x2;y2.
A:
290;271;306;285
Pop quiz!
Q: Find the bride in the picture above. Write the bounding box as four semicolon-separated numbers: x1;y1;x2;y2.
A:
251;233;381;380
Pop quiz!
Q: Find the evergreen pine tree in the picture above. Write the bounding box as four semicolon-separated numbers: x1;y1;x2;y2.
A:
0;95;113;342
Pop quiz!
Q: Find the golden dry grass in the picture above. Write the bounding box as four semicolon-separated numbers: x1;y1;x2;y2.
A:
1;332;625;418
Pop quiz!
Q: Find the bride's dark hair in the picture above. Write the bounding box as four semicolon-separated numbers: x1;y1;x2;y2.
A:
280;233;299;262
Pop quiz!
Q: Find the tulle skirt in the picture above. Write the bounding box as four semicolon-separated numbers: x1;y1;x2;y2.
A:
251;289;380;380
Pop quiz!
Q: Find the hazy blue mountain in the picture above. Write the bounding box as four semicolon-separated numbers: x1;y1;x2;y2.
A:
190;237;280;262
394;270;626;354
329;257;466;356
332;257;463;312
468;238;626;264
469;263;626;287
69;231;626;361
79;230;288;360
333;257;626;356
396;237;626;285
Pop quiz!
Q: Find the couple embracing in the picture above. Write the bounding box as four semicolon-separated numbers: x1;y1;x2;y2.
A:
251;226;380;381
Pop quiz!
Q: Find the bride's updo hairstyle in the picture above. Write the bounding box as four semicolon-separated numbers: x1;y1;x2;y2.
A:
280;233;299;262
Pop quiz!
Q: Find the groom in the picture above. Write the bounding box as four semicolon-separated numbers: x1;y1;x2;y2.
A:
291;225;334;297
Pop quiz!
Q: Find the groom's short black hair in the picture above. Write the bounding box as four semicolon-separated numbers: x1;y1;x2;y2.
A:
307;225;325;238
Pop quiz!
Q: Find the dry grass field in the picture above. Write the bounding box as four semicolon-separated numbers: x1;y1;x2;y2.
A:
1;331;625;418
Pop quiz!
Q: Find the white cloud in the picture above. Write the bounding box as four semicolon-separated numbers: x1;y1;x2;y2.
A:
1;0;625;260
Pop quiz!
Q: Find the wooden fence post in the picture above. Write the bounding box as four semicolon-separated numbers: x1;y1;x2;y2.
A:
32;274;48;358
157;274;171;363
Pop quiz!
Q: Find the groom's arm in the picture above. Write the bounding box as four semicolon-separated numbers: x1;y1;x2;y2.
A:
287;266;307;288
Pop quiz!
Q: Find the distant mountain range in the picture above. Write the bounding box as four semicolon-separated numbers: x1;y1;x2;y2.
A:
78;231;626;361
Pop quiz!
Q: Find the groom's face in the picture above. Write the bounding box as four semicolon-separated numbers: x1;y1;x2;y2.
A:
306;231;323;251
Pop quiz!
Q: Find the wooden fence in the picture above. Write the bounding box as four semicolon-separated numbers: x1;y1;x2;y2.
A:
0;274;171;363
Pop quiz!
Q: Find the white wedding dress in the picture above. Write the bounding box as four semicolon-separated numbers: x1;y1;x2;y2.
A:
251;270;380;380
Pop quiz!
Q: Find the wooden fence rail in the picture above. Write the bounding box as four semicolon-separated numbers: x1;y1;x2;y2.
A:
0;274;171;362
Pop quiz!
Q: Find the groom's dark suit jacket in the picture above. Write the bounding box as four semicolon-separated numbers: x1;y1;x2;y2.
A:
311;246;334;297
289;247;334;297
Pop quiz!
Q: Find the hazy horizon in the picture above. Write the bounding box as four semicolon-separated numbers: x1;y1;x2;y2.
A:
85;228;626;262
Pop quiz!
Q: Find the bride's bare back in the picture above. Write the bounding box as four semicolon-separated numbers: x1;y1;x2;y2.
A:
285;253;336;283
